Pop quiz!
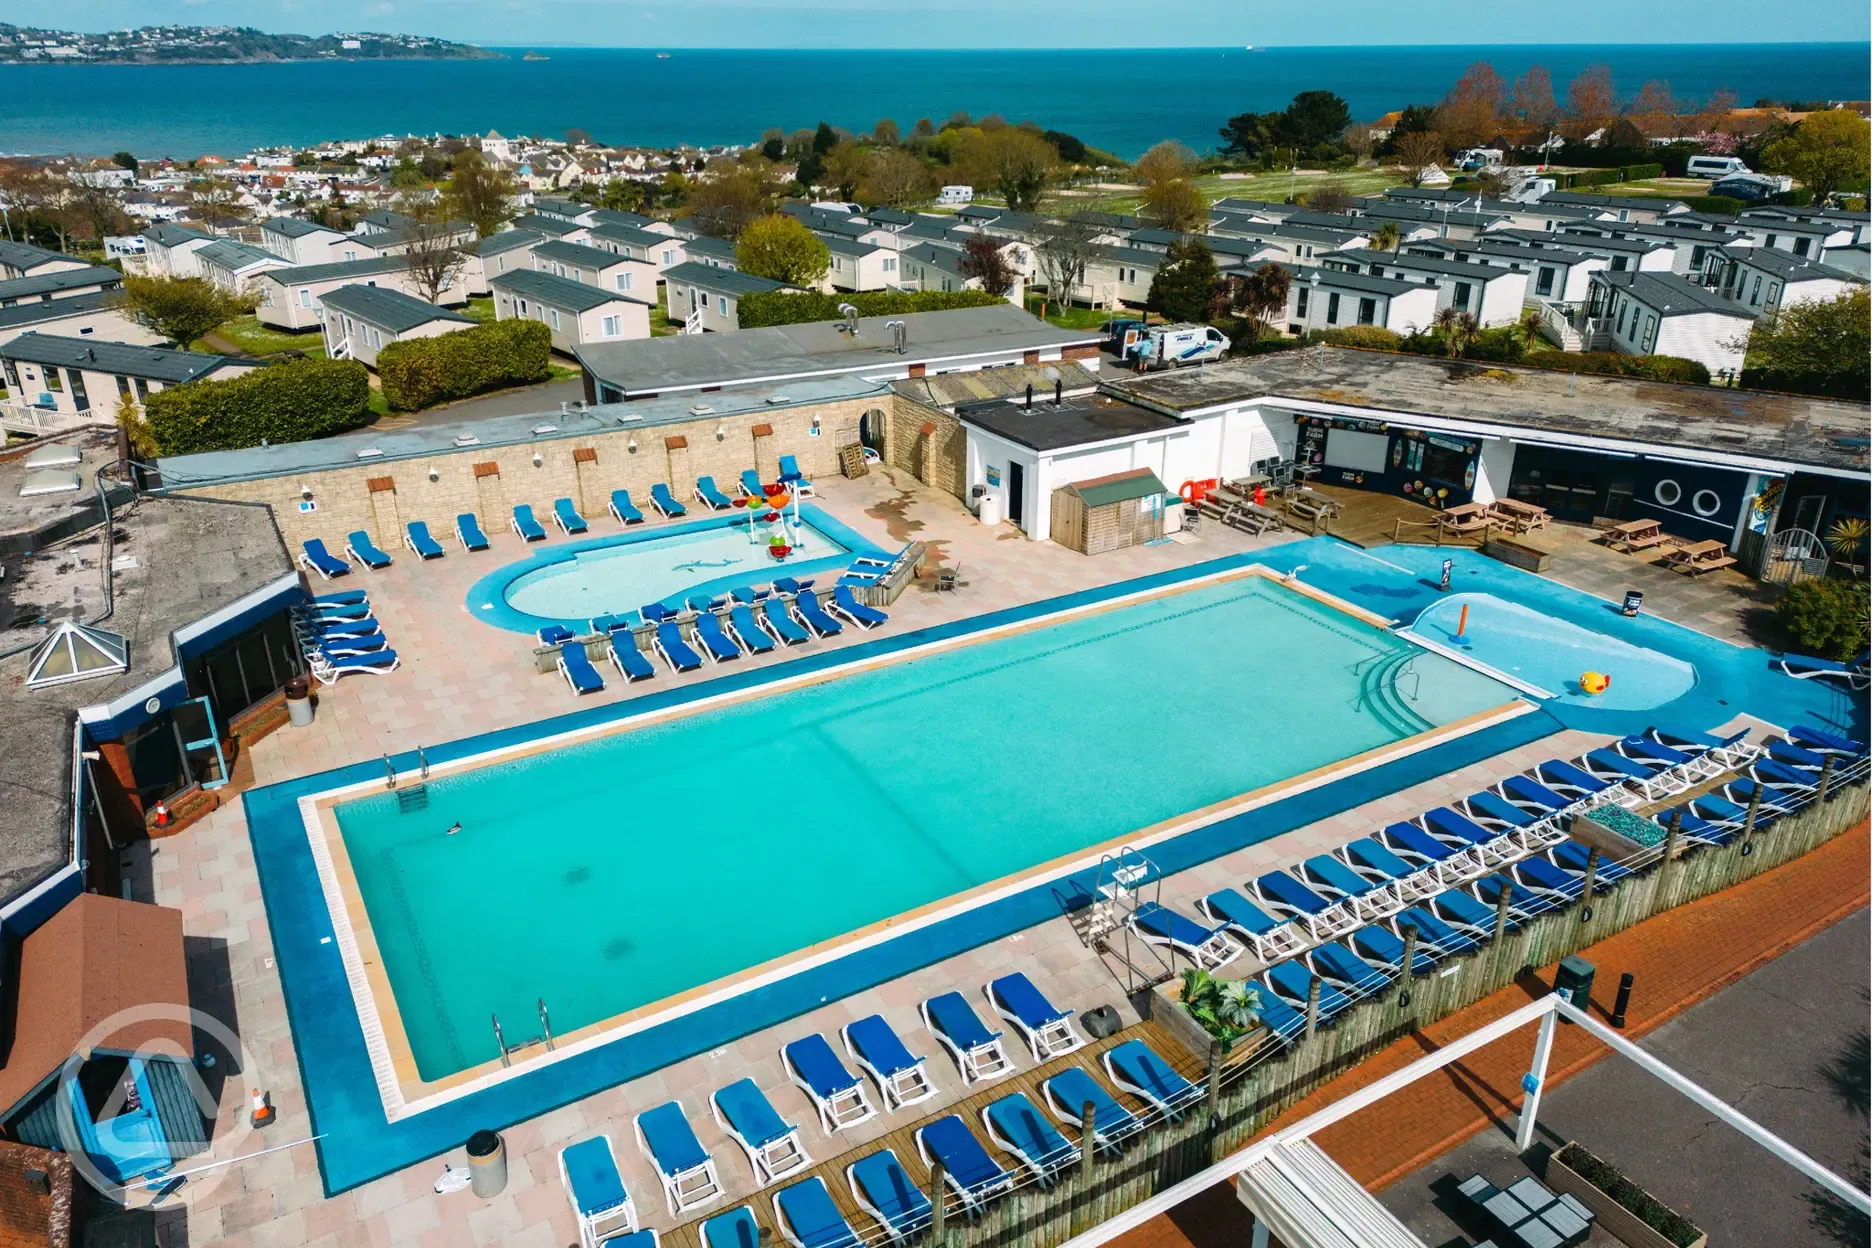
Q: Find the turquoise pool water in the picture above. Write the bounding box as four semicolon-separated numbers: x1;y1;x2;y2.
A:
1409;593;1698;710
333;575;1516;1080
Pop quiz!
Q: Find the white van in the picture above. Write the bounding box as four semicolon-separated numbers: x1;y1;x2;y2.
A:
1455;148;1504;171
1130;324;1230;369
938;185;974;206
1685;155;1750;179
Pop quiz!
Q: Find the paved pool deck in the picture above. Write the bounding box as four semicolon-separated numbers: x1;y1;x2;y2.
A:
121;474;1822;1248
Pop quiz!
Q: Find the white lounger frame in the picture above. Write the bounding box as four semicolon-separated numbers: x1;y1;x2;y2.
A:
559;1135;638;1248
708;1089;811;1187
842;1022;937;1113
632;1111;724;1217
918;999;1014;1086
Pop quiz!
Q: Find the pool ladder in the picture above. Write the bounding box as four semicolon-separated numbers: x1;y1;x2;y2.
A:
1087;848;1173;994
492;1000;556;1068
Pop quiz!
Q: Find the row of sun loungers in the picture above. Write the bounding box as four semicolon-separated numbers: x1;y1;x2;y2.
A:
292;590;401;683
557;972;1200;1245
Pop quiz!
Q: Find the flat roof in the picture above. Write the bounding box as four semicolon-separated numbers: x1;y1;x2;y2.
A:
956;390;1186;452
893;359;1103;409
1107;345;1869;478
577;303;1100;395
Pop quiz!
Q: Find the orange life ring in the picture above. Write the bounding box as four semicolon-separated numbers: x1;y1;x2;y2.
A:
1179;480;1198;503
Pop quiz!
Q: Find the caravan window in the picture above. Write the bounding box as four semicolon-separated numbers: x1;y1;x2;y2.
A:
1326;293;1341;324
1358;298;1376;325
1536;267;1554;296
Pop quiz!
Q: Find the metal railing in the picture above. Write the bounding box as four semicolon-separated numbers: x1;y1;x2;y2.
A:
0;399;116;437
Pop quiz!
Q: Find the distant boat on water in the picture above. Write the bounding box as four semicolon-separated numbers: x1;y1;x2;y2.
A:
522;50;550;61
656;52;671;59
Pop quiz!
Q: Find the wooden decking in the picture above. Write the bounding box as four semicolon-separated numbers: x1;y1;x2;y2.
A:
1300;483;1472;550
657;1018;1206;1247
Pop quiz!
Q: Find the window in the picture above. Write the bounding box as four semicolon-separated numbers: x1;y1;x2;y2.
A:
67;369;89;411
1615;302;1628;335
1766;281;1780;307
661;249;675;265
45;367;62;392
518;299;529;317
1453;282;1472;310
1357;297;1376;325
298;289;312;307
134;377;148;400
617;271;635;291
1794;237;1810;257
1536;267;1554;296
718;295;728;315
1611;255;1628;271
1749;275;1762;306
1691;488;1722;517
343;249;357;262
1326;293;1340;324
1690;246;1706;271
2;359;19;390
1653;478;1682;507
883;257;897;273
1296;288;1309;317
115;375;132;399
549;308;561;330
1643;315;1656;349
601;314;621;337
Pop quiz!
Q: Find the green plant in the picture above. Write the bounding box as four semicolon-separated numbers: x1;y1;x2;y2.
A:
1776;578;1869;660
143;357;371;454
120;275;258;349
735;288;1003;329
735;213;830;286
1177;967;1263;1053
1555;1143;1703;1248
1318;325;1402;350
376;318;552;411
1825;517;1869;569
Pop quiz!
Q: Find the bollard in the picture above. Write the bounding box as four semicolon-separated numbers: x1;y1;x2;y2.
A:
1818;754;1835;803
928;1160;947;1243
1398;923;1419;1009
1579;847;1600;923
1304;974;1322;1038
1610;972;1634;1029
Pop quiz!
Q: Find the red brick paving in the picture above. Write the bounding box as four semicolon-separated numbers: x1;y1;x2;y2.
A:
1112;819;1872;1248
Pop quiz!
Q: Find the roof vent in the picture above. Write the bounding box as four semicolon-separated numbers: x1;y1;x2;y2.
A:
689;403;715;416
355;447;384;459
452;434;481;447
765;394;791;404
531;423;559;435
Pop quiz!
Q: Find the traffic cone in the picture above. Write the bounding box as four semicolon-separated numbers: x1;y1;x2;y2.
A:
249;1088;275;1128
152;802;171;829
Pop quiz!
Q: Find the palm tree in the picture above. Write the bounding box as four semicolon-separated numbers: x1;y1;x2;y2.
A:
1434;306;1479;359
1518;306;1545;352
1371;221;1402;254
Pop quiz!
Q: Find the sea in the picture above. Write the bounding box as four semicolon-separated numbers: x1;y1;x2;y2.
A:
0;44;1866;161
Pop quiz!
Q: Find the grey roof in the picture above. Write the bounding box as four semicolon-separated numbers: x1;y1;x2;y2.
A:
532;238;634;270
588;208;658;230
509;213;582;237
1128;228;1280;260
0;239;74;273
1741;204;1870;227
474;228;545;257
1459;238;1599;267
532;198;587;220
897;216;970;243
0;289;127;331
0;266;123;302
489;267;648;310
155;374;891;487
1110;346;1867;476
892;359;1103;409
1725;246;1862;283
681;236;739;266
1323;248;1523;284
1509;228;1668;256
319;284;475;332
262;216;341;239
818;233;885;257
259;255;405;287
577;303;1101;395
900;242;966;276
196;239;283;272
1592;270;1754;319
956;392;1184;452
1539;191;1687;214
0;333;253;382
142;222;213;247
586;222;668;251
864;207;916;226
1357;201;1509;229
658;261;786;298
357;210;421;233
1237;261;1425;298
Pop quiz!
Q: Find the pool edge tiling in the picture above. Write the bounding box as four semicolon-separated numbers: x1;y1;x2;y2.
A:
245;553;1563;1194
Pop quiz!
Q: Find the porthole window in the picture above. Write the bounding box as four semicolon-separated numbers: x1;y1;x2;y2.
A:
1653;479;1682;507
1691;489;1721;517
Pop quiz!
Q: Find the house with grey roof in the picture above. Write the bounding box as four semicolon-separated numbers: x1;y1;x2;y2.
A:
820;234;899;293
318;284;475;368
661;262;787;333
1699;245;1864;318
196;239;289;293
466;228;547;295
0;240;91;282
587;223;687;274
0;290;161;353
140;223;216;278
681;235;740;270
0;333;259;420
1231;262;1440;337
0;266;124;307
897;243;972;295
508;213;590;244
1585;270;1755;376
490;268;650;352
256;255;462;331
259;216;352;266
1320;247;1529;325
531;238;656;301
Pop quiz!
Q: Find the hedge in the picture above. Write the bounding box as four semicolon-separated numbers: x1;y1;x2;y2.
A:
377;318;552;412
1740;366;1867;399
1541;351;1710;384
1563;163;1665;190
143;357;371;455
737;288;1004;329
1555;1144;1703;1247
1317;326;1403;350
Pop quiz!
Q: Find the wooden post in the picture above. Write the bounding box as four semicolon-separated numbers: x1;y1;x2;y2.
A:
1817;754;1835;803
1204;1039;1223;1123
1492;881;1513;942
1741;785;1763;844
1304;974;1322;1038
1579;847;1600;923
1398;923;1419;1000
1079;1100;1098;1191
1653;810;1684;915
928;1160;947;1245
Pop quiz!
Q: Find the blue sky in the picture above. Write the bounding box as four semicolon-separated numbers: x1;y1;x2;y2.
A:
24;0;1872;47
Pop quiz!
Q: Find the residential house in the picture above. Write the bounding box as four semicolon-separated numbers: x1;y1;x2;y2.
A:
0;291;161;352
0;266;124;307
681;235;741;271
1585;270;1755;376
588;208;674;235
1320;248;1528;325
1457;239;1608;304
0;240;91;281
318;284;475;368
820;235;901;292
465;229;546;295
256;256;467;331
1735;214;1859;262
1259;263;1441;336
258;217;351;266
1699;246;1864;316
1066;246;1161;308
661;262;787;333
0;333;258;419
1532;191;1688;224
195;239;289;293
1353;199;1513;243
1499;228;1677;274
489;268;651;352
779;205;899;250
508;213;592;244
531;198;598;226
140;223;216;278
530;238;656;301
587;223;687;276
1739;204;1869;248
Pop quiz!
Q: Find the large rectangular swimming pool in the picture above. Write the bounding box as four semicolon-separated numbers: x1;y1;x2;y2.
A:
328;573;1517;1082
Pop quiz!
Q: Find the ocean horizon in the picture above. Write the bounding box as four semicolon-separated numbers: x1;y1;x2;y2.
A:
0;43;1865;161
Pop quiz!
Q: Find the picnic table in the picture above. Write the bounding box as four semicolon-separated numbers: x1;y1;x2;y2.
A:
1458;1173;1595;1248
1491;497;1551;532
1438;502;1496;534
1285;487;1341;517
1600;518;1671;553
1663;538;1738;576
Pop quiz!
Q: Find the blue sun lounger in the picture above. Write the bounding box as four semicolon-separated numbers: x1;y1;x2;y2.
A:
793;590;843;638
1129;901;1240;970
1349;923;1440;974
1496;774;1575;815
1790;724;1867;758
404;520;445;559
560;1135;638;1248
1533;759;1616;802
700;1207;761;1248
694;476;734;510
298;614;380;639
512;504;548;542
842;1015;935;1113
772;1175;861;1248
1391;906;1479;956
649;483;688;518
607;633;657;683
711;1079;810;1187
1249;870;1356;939
1421;807;1508;857
1510;857;1584;904
1427;888;1498;940
1659;806;1739;846
298;597;370;622
310;588;368;607
1042;1067;1143;1153
1298;854;1403;916
311;635;388;661
1719;777;1802;814
559;642;605;695
609;489;645;525
1264;959;1353;1024
1196;889;1307;961
538;623;577;646
732;585;771;604
692;611;742;663
309;649;400;683
919;993;1012;1086
1779;651;1870;689
1643;725;1755;768
653;621;705;673
1338;837;1418;886
828;585;888;630
1581;749;1683;801
553;497;589;535
1376;822;1483;884
1103;1039;1203;1120
780;454;813;494
456;512;491;551
1306;942;1391;998
1749;757;1822;795
1549;839;1632;886
726;604;778;655
345;530;393;569
982;1093;1077;1186
740;469;767;498
1471;874;1542;926
762;597;811;645
847;1150;931;1244
635;1102;722;1216
1459;790;1542;834
772;576;815;595
298;538;351;579
783;1034;877;1134
987;972;1084;1062
914;1115;1015;1211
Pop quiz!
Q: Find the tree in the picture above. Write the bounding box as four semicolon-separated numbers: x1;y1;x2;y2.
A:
956;233;1017;296
857;149;936;207
189;177;243;226
111;151;139;175
1370;221;1402;254
1141;178;1210;233
1032;218;1097;312
1509;67;1560;129
1436;61;1505;151
760;136;786;161
1605;118;1647;149
822;143;870;201
1475;170;1513;198
599;178;647;214
0;162;54;242
1305;182;1354;214
1740;287;1870;394
684;163;776;239
812;122;839;154
1147;239;1220;323
871;118;901;146
1042;130;1089;163
565;127;594;147
1279;91;1352;149
1518;306;1545;351
1228;262;1291;338
1565;65;1618;141
910;118;936;140
1218;110;1279;161
1134;140;1198;188
70;184;130;242
396;197;469;305
735;213;830;286
1763;110;1871;205
958;127;1057;213
1396;131;1445;187
1432;306;1480;358
390;159;426;189
444;149;515;239
119;275;256;348
1343;124;1376;166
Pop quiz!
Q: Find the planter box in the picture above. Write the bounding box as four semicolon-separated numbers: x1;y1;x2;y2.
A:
1147;981;1267;1068
1482;536;1553;573
1547;1146;1707;1248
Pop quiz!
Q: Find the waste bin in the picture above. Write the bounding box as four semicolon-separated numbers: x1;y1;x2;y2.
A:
1621;590;1644;618
285;676;314;728
466;1129;507;1197
1553;955;1595;1021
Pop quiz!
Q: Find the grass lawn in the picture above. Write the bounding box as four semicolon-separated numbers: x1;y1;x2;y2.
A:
547;363;582;381
203;315;326;358
1023;294;1119;331
1056;166;1407;216
460;296;495;324
650;285;681;336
